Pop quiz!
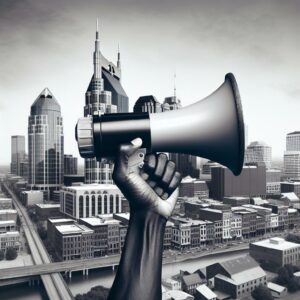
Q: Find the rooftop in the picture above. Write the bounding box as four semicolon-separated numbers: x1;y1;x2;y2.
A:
287;131;300;135
182;273;202;286
0;231;20;237
35;204;60;208
80;217;120;226
0;209;17;214
48;218;74;224
196;285;217;299
267;282;286;293
63;183;120;192
0;220;15;225
251;237;300;250
56;223;93;235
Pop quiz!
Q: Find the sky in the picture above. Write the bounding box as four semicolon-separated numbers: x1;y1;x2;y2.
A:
0;0;299;165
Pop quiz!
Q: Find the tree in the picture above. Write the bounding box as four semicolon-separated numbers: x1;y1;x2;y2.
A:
5;247;17;260
0;250;4;261
252;285;273;300
37;222;47;240
287;277;300;292
75;285;110;300
277;266;290;285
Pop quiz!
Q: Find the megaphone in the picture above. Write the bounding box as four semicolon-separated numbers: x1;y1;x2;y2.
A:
75;73;244;176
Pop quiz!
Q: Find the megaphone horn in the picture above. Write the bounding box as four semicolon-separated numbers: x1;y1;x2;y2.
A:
76;73;245;176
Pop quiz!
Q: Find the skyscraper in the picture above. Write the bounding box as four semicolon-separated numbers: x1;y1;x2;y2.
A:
245;141;272;169
284;131;300;180
11;135;26;176
28;88;64;200
84;20;129;184
64;154;78;175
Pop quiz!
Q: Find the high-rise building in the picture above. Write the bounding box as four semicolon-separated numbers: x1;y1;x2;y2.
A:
286;131;300;151
64;154;78;175
11;135;26;176
210;165;266;200
28;88;64;200
133;95;163;113
84;21;128;184
284;131;300;180
245;141;272;169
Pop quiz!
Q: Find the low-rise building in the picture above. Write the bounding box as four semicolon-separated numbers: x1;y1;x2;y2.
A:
231;207;257;238
230;214;242;239
281;192;300;209
21;190;43;206
223;197;250;207
250;237;300;271
206;255;267;299
162;277;181;290
288;208;300;229
281;182;300;198
267;282;287;299
35;204;61;220
0;209;17;222
0;220;16;233
182;273;203;295
195;285;217;300
0;231;20;252
264;203;289;231
0;197;12;209
54;223;94;261
179;177;209;199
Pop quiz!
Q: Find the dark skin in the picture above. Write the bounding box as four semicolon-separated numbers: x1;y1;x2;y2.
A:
108;138;182;300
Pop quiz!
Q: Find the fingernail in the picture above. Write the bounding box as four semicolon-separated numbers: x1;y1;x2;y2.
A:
131;137;143;147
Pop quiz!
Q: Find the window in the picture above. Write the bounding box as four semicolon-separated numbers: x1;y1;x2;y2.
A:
86;195;89;217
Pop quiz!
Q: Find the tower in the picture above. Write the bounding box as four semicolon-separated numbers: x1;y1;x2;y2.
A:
245;141;272;169
11;135;26;176
284;131;300;180
28;88;64;200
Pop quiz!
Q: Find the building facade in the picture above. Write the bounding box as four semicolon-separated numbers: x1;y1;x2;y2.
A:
64;154;78;175
61;184;124;219
210;165;266;200
250;237;300;271
245;141;272;169
11;135;26;176
28;88;64;200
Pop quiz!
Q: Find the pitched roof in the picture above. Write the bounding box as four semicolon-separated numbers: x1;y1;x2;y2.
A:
182;273;201;286
219;255;258;276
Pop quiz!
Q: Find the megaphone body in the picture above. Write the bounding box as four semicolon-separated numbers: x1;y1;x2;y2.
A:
76;73;245;176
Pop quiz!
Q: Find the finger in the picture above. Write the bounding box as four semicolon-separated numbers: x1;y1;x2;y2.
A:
153;153;168;180
161;161;176;187
154;186;164;197
167;172;182;195
140;169;149;181
143;153;156;173
164;188;179;213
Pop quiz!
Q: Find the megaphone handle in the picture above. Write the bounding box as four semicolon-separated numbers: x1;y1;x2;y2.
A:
128;148;146;174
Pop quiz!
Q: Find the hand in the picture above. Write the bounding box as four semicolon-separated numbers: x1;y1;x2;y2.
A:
112;138;182;219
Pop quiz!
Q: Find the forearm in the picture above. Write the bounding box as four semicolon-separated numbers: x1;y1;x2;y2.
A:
108;209;166;300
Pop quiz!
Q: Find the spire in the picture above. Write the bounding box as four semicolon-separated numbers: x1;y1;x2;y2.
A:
117;43;121;68
94;18;101;80
173;72;176;98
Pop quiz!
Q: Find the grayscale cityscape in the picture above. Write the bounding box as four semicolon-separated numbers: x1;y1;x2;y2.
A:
1;1;300;300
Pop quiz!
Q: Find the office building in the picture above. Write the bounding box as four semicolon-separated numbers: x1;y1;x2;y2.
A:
286;131;300;151
64;154;78;175
210;165;266;200
223;196;250;207
63;175;85;186
245;141;272;169
21;190;43;206
133;95;163;113
84;22;128;184
284;151;300;180
28;88;64;200
250;237;300;271
206;256;266;299
35;204;61;221
281;181;300;198
0;231;20;253
11;135;26;176
266;169;281;195
61;183;124;219
179;177;209;198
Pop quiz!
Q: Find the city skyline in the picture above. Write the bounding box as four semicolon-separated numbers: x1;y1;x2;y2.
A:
1;0;300;164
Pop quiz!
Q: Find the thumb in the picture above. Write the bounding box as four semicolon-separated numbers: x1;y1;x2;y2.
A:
120;137;143;159
113;138;143;179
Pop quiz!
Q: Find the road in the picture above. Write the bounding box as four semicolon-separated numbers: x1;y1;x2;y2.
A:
3;183;73;300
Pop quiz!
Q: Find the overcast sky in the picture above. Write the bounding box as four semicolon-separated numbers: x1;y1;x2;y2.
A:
0;0;299;165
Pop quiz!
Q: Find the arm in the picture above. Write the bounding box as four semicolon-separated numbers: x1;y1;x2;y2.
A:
108;138;181;300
